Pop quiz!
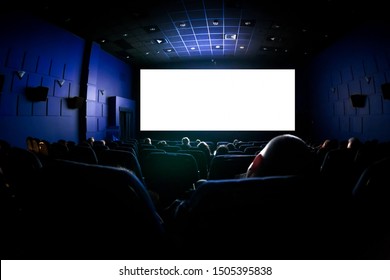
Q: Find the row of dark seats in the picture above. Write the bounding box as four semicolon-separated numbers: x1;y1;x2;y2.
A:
1;138;389;259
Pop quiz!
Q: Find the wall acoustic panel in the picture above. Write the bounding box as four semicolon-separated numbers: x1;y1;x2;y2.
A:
17;94;33;116
0;92;17;116
341;66;353;83
376;51;389;71
41;77;54;97
360;77;375;95
53;80;69;98
6;48;24;69
331;70;342;85
86;84;97;101
47;97;61;116
369;94;383;115
363;55;378;75
49;59;64;78
350;116;363;134
348;79;361;95
36;55;51;75
26;73;42;87
334;100;345;116
338;83;349;99
352;61;365;79
23;51;39;73
374;72;387;94
11;72;28;94
32;100;47;116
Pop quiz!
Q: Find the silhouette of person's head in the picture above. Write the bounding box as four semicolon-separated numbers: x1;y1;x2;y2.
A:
156;140;167;148
246;134;314;177
347;137;361;150
214;144;229;156
144;137;152;145
181;137;191;149
197;141;211;155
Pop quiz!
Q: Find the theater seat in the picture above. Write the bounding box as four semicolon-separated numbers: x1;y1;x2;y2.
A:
208;154;255;179
97;149;145;184
350;157;390;259
17;159;166;260
173;175;328;259
142;152;199;209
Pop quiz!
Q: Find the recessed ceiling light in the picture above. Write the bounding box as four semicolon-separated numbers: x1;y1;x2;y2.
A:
213;45;223;49
190;47;196;50
212;19;219;26
241;19;255;27
224;34;237;40
178;22;187;27
153;38;167;44
267;36;276;41
239;46;245;49
163;48;174;53
143;25;160;33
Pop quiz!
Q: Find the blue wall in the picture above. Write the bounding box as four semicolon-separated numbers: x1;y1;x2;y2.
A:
306;20;390;143
0;11;134;148
2;11;389;147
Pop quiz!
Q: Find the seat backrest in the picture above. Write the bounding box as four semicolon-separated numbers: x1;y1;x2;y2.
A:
208;154;255;179
97;149;145;184
175;175;319;259
177;149;208;179
66;145;98;164
1;147;43;198
142;152;199;208
350;157;390;259
352;157;390;209
19;159;166;259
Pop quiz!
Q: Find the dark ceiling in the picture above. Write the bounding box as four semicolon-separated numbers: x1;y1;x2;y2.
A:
6;0;389;68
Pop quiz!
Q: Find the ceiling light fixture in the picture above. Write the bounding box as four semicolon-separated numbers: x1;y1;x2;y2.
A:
224;34;237;40
212;19;219;26
143;25;160;33
154;38;167;44
241;19;255;27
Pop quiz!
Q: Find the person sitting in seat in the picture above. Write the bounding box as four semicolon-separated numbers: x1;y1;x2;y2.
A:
179;137;191;150
245;134;315;178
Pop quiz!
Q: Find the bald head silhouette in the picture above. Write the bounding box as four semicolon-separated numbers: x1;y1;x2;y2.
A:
246;134;314;177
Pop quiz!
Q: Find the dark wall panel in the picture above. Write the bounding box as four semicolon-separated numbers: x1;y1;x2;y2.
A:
47;97;61;116
307;20;390;142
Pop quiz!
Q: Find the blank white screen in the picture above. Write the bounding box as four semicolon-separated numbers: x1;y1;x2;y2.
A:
140;69;295;131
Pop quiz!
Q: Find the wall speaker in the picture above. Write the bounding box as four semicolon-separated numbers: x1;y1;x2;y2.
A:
66;96;85;109
25;86;49;102
350;94;367;108
381;83;390;100
0;74;4;93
